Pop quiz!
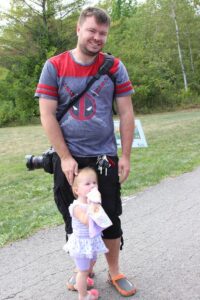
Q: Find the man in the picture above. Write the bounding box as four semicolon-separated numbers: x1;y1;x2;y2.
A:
35;6;136;297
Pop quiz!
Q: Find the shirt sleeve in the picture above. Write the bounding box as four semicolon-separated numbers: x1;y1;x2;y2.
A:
69;200;80;217
34;60;58;100
114;60;134;97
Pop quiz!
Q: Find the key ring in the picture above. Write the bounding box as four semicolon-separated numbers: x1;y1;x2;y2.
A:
96;155;111;176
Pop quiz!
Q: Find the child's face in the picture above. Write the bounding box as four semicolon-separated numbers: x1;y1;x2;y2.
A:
76;171;98;199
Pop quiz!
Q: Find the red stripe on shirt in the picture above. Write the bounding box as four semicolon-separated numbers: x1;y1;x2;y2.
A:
50;51;105;77
109;58;120;75
37;83;57;91
115;86;133;94
36;89;58;97
116;81;132;90
49;51;119;78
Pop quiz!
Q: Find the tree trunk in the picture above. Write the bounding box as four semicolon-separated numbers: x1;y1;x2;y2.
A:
171;2;188;91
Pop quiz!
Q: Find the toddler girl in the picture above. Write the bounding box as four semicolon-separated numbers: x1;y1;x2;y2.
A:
65;167;110;300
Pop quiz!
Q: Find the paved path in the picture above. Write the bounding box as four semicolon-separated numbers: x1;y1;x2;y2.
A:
1;167;200;300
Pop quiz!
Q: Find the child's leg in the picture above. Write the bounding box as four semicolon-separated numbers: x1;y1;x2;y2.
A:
74;257;99;300
76;270;89;299
74;257;91;299
88;253;97;276
75;256;96;278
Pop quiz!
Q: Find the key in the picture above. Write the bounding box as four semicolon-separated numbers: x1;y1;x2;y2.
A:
105;167;107;176
98;165;102;174
100;166;102;174
96;155;110;175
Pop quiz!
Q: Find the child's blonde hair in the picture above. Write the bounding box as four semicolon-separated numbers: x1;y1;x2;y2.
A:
72;167;98;198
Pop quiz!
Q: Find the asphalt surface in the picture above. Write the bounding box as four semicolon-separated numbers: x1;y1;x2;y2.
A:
1;167;200;300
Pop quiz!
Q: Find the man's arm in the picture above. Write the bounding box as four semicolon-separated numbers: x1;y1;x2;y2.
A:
39;98;78;185
116;95;135;183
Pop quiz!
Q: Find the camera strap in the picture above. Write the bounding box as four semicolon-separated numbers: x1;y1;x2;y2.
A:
57;54;115;122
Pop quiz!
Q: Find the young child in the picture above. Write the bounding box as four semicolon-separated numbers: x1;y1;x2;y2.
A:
64;167;111;300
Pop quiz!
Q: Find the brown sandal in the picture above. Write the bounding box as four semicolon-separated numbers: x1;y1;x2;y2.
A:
108;273;136;297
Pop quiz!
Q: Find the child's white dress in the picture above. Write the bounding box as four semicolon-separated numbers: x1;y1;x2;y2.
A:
64;200;108;259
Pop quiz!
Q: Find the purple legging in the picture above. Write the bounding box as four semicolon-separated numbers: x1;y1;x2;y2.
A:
74;254;97;271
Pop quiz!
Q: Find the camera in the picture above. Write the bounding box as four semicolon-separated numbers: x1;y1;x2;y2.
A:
25;148;54;174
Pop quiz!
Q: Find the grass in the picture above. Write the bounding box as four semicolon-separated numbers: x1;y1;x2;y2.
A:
0;109;200;247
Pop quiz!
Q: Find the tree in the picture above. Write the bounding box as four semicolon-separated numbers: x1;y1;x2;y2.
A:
0;0;87;125
170;0;188;91
111;0;138;20
106;0;200;111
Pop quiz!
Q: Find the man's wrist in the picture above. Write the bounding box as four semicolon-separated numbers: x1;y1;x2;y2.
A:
120;154;131;160
59;150;72;160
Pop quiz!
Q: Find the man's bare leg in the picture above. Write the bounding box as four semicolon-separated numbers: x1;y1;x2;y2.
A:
103;238;120;277
103;237;136;296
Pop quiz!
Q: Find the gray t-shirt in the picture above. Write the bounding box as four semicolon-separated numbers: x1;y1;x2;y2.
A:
35;51;134;157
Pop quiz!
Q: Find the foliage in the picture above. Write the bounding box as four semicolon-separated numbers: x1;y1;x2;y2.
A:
0;0;200;124
111;0;138;19
104;0;200;112
0;0;86;125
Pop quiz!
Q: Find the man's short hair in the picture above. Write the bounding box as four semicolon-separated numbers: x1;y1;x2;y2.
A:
78;7;111;26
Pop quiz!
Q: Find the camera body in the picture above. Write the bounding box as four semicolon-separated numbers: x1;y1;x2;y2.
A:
25;147;54;174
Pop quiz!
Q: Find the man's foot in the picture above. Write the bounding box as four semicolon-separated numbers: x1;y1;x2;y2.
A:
67;273;94;291
108;273;136;297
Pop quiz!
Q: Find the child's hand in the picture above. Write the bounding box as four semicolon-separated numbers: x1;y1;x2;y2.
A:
87;187;102;204
88;203;101;214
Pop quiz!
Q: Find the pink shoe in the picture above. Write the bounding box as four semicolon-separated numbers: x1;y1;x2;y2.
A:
87;277;94;287
87;289;99;299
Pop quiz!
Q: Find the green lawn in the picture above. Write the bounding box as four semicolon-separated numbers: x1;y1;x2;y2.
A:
0;109;200;246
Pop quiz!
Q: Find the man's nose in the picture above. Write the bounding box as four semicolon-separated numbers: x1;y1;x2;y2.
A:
93;32;101;41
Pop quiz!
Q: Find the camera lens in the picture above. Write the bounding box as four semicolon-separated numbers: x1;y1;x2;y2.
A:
25;155;44;170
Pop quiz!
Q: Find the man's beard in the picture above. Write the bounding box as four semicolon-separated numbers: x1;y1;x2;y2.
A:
79;43;102;57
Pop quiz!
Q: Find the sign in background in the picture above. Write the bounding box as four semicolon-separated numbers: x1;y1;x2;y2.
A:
114;119;148;148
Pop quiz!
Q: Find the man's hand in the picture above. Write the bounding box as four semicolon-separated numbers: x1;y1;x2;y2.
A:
61;156;78;186
118;156;131;183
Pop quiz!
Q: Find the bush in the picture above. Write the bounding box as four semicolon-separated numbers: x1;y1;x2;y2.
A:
175;89;200;108
0;102;17;126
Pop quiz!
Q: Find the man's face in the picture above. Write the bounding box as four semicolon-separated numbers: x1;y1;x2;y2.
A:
77;16;109;56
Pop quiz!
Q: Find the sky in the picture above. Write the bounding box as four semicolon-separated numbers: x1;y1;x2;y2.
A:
0;1;11;11
0;1;10;10
0;0;146;12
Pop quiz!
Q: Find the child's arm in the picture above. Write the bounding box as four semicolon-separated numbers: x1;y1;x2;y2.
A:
73;205;89;225
88;202;101;214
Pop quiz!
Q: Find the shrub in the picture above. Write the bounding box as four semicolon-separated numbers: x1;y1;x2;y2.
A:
0;102;17;126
